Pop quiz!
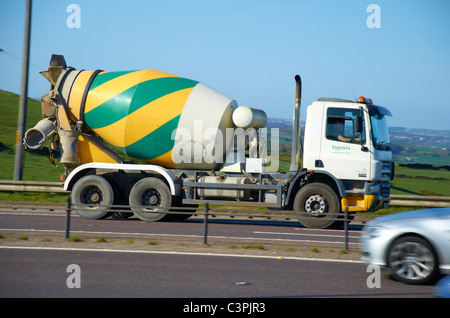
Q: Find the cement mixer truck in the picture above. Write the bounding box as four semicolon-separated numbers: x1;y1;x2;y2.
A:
24;54;394;229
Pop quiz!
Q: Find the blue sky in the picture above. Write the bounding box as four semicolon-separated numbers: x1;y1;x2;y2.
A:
1;0;449;130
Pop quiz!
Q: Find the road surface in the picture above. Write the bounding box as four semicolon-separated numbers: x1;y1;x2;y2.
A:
0;209;436;299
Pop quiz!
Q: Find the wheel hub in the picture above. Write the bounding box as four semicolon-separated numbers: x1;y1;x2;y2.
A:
405;255;417;264
85;188;102;204
148;194;159;205
90;192;101;203
143;190;161;208
305;195;327;216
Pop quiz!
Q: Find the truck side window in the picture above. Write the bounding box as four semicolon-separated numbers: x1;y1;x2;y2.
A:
326;108;365;144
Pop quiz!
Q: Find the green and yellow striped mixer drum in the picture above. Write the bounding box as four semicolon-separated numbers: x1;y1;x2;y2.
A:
60;68;237;170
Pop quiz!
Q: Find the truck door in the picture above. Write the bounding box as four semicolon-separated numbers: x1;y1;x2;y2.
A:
319;106;370;181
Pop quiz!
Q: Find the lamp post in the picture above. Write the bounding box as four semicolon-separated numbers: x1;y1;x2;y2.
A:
14;0;32;181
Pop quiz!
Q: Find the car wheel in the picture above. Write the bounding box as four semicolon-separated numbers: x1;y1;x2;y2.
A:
387;235;440;285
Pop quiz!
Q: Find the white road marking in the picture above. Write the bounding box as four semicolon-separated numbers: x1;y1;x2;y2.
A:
253;230;360;239
0;228;360;245
0;245;364;264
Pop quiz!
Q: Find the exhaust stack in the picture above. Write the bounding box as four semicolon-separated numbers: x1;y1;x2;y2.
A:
290;75;302;172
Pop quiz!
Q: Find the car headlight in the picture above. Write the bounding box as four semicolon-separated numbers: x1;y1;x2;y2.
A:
362;225;386;238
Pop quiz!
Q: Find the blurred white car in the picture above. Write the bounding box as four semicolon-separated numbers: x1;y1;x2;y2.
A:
361;208;450;285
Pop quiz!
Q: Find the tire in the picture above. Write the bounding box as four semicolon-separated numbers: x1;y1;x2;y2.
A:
129;177;172;222
387;236;440;285
164;196;197;221
71;175;115;220
167;205;198;221
293;183;340;229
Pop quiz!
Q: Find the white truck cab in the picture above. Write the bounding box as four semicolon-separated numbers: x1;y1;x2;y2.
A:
302;97;393;217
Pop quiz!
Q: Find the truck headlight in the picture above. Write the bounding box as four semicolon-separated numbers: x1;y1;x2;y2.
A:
366;184;381;194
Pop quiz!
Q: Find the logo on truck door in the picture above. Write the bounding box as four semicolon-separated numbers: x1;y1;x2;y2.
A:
331;145;350;154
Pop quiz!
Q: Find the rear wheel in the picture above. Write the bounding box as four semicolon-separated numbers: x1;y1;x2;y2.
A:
129;177;172;222
71;175;115;219
293;183;340;229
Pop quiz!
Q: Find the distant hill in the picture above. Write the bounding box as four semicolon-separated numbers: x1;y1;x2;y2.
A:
389;127;449;165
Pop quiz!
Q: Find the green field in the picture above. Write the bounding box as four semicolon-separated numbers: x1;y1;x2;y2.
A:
391;164;450;196
0;89;449;203
0;89;64;182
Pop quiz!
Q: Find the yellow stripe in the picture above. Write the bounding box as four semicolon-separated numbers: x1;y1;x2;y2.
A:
84;69;178;113
67;71;94;120
123;87;193;146
92;87;193;148
146;151;175;168
77;135;121;164
92;117;127;147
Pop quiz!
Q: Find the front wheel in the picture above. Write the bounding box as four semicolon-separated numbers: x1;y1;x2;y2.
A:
387;236;440;285
293;183;340;229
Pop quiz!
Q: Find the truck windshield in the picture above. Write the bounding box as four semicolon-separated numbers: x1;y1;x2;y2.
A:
368;105;392;150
